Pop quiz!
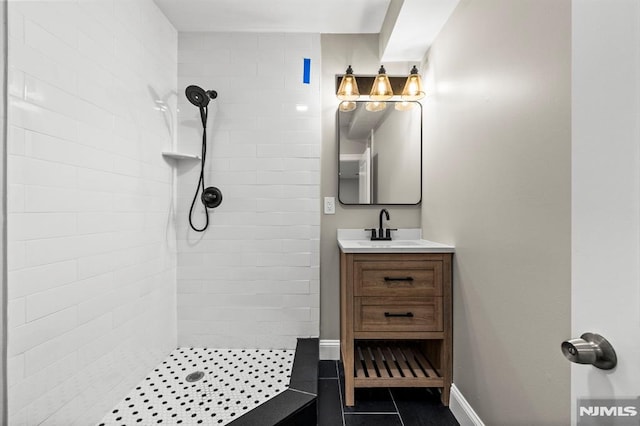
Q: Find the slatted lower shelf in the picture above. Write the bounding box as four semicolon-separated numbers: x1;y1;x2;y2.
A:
353;341;444;388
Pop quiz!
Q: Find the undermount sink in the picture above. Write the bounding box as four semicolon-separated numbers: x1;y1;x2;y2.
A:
356;240;422;247
338;229;455;254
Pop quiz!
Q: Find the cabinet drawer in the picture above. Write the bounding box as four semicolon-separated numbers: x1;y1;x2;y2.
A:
354;297;443;332
354;260;443;297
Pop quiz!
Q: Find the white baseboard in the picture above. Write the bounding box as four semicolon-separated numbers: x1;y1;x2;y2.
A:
319;339;340;360
450;384;485;426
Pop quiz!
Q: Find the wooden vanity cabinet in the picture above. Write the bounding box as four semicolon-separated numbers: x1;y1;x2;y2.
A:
339;251;453;407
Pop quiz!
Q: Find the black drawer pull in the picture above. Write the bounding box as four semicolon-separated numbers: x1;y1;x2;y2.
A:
384;312;414;318
384;277;414;282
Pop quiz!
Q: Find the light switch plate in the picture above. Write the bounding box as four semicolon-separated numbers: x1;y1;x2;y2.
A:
324;197;335;214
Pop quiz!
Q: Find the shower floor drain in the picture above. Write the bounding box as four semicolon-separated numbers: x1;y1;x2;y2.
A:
98;347;294;425
186;370;205;382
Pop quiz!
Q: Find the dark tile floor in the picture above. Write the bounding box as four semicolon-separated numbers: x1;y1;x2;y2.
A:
317;360;459;426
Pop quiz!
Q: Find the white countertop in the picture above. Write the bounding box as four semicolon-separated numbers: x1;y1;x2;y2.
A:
337;228;455;254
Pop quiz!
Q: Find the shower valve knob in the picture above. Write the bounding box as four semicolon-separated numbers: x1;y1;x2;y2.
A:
202;186;223;209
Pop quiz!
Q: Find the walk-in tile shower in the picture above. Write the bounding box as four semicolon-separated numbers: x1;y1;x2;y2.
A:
4;1;320;424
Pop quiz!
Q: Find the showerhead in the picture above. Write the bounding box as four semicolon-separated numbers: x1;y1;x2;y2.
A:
185;85;217;108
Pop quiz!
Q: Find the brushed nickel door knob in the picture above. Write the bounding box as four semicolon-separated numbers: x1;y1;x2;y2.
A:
561;332;617;370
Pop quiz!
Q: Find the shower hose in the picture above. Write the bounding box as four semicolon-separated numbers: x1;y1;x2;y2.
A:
188;104;209;232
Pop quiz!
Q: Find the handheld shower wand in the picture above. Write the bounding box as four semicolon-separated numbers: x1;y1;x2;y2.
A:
185;85;222;232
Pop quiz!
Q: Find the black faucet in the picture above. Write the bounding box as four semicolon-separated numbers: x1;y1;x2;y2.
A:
365;209;397;240
378;208;390;239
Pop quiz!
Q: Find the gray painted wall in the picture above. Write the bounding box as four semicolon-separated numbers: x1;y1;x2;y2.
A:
320;34;421;342
421;0;571;424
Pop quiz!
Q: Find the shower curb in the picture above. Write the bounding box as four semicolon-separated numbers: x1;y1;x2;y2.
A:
228;338;319;426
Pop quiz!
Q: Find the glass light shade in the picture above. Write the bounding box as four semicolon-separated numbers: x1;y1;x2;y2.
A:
337;65;360;101
369;65;393;101
365;101;387;112
401;65;425;100
394;101;416;111
339;101;357;112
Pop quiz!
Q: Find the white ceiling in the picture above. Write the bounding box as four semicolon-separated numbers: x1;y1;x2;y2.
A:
153;0;392;33
153;0;459;61
382;0;460;62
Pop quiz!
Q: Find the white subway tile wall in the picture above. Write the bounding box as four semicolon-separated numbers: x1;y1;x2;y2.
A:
176;32;320;349
6;1;178;424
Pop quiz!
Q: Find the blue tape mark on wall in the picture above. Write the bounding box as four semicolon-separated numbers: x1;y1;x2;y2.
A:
303;58;311;84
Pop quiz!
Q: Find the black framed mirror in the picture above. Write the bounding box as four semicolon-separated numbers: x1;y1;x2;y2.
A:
337;101;422;205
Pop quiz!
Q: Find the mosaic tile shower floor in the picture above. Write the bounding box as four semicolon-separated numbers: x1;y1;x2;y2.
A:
98;348;295;426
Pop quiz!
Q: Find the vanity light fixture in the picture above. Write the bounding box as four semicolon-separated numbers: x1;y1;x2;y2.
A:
336;65;360;101
401;65;425;100
369;65;394;100
394;100;416;111
365;101;387;112
339;101;357;112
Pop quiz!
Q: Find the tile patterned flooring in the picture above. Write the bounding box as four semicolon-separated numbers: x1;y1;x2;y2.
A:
98;348;294;426
98;349;457;425
317;360;460;426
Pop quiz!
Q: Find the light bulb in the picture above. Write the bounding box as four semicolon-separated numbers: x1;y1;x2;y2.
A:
401;65;425;101
339;101;356;112
394;101;416;111
365;101;386;112
337;65;360;101
369;65;393;101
